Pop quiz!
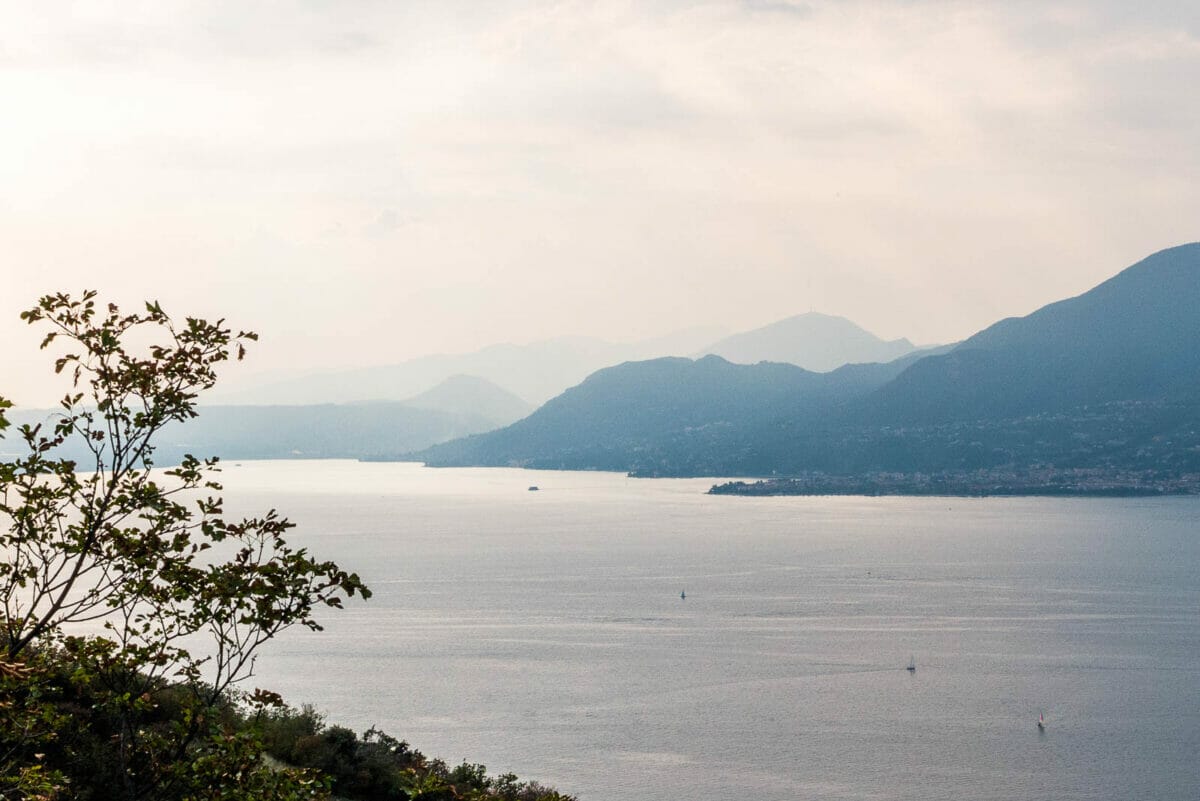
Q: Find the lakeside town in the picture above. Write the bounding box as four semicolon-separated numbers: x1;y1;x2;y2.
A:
709;467;1200;497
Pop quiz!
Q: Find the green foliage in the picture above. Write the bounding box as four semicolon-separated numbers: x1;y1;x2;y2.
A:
0;653;70;799
1;292;572;801
0;292;369;799
255;706;576;801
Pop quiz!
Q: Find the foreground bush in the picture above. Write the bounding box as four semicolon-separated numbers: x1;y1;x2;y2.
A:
258;705;576;801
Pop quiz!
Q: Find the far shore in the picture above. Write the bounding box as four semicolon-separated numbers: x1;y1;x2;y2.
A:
708;470;1200;498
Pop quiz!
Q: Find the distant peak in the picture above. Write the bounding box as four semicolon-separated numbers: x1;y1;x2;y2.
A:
698;311;919;372
436;373;495;387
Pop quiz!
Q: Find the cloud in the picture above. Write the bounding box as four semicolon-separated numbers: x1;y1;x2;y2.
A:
364;209;408;237
2;0;1199;406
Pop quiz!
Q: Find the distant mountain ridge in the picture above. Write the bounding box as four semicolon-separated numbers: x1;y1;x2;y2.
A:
415;243;1200;481
417;356;823;472
208;312;932;410
5;374;529;466
698;312;920;371
415;348;932;472
206;328;726;407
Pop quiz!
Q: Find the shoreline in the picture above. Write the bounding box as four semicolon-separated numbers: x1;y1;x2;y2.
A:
709;472;1200;498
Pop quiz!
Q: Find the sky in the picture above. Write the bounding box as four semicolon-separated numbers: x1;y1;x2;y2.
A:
2;0;1198;406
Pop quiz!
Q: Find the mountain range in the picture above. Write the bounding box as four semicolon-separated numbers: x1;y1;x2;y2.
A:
207;314;930;409
3;375;530;465
415;244;1200;482
4;312;939;467
206;328;726;407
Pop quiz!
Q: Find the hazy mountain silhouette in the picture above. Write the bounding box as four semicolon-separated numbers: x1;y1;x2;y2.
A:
399;374;533;427
4;375;531;466
3;403;490;465
415;244;1200;477
207;328;725;407
206;310;926;411
698;312;920;371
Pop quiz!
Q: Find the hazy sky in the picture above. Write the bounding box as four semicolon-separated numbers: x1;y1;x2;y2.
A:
3;1;1198;405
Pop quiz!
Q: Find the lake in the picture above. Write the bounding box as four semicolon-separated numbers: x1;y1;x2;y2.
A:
218;460;1199;801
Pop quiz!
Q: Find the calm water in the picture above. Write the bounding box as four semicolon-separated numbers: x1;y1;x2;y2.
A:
218;460;1199;801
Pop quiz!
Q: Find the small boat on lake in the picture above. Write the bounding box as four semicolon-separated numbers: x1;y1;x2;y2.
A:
528;486;539;491
680;590;686;600
1037;712;1045;731
906;656;916;672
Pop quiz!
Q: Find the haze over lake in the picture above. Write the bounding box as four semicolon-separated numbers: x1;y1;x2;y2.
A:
219;461;1199;801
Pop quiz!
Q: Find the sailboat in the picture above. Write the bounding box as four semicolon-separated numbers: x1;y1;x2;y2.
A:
1037;712;1045;731
680;590;686;600
906;656;916;672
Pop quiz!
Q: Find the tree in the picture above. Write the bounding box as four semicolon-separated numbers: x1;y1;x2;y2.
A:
0;292;370;799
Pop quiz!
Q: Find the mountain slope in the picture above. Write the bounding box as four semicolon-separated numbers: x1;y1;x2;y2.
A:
699;312;919;371
416;243;1200;478
728;243;1200;474
857;243;1200;424
415;353;920;472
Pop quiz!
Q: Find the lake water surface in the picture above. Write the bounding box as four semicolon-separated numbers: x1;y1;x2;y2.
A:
220;460;1199;801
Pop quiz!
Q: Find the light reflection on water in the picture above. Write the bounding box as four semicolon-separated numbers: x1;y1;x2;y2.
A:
217;460;1199;801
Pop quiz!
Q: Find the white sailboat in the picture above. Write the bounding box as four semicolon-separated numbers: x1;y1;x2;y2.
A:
1037;712;1045;730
